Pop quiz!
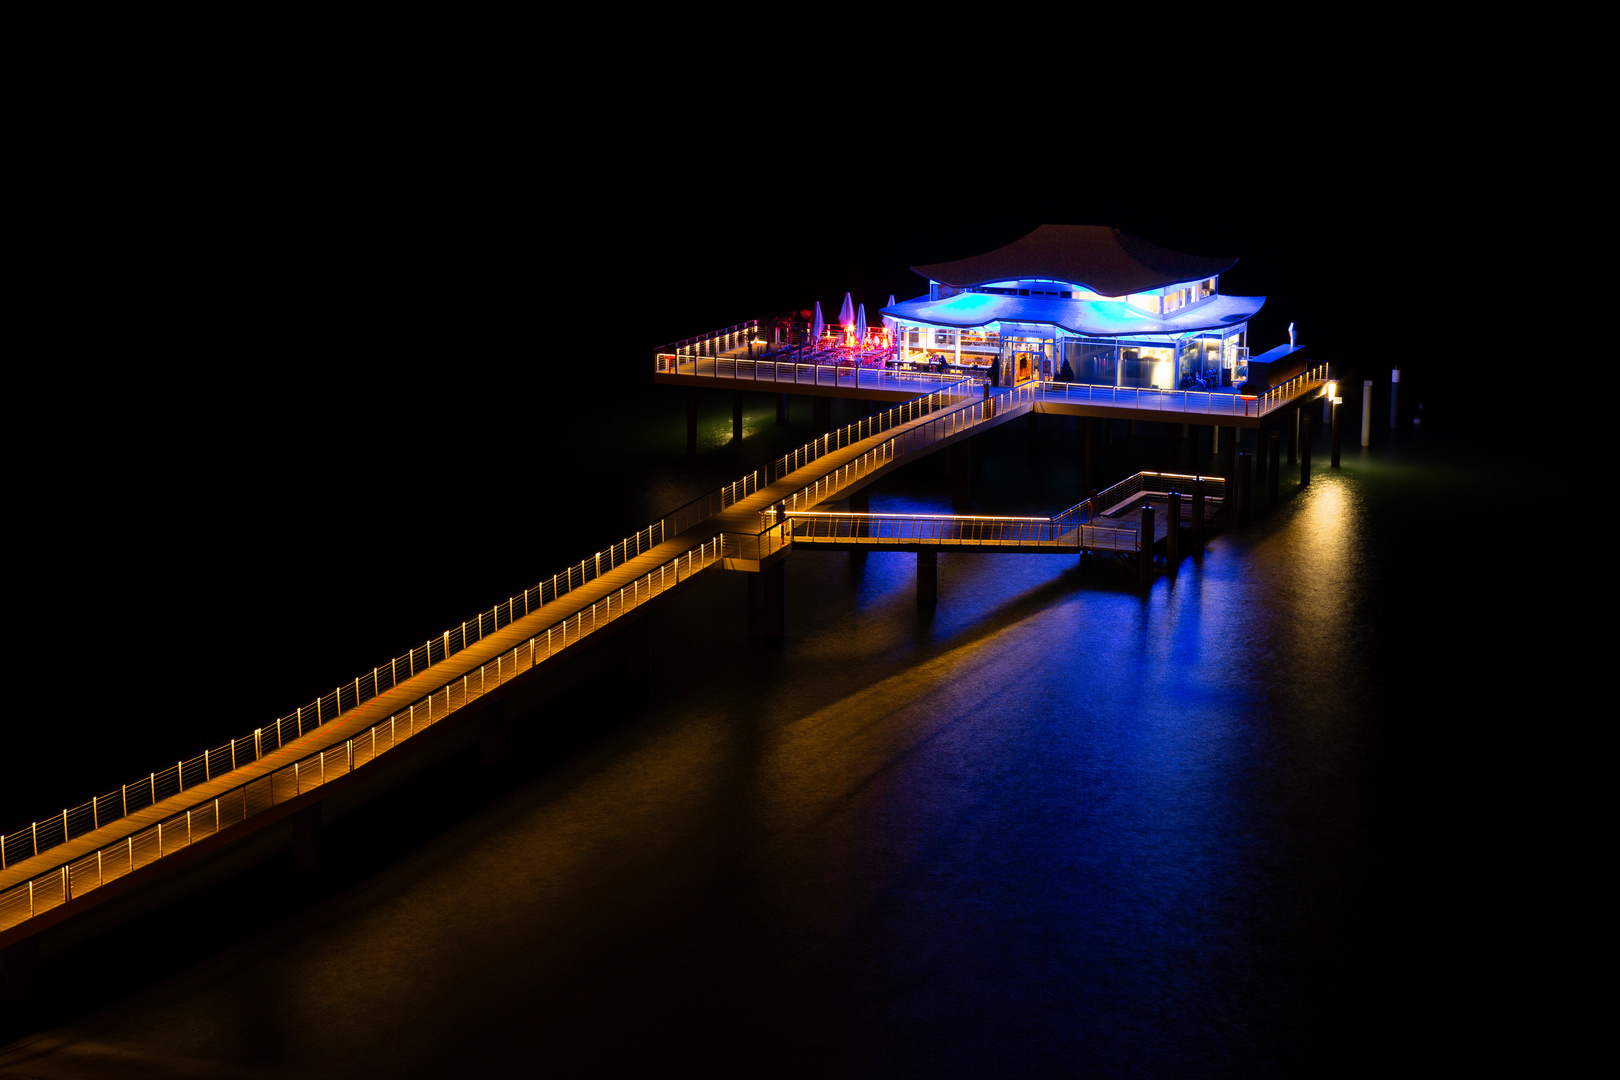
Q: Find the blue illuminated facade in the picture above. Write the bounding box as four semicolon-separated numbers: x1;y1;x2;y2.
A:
880;225;1264;390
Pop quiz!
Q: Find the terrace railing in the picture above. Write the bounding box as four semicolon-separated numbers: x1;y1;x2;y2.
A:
655;319;761;360
1036;363;1330;418
655;353;971;391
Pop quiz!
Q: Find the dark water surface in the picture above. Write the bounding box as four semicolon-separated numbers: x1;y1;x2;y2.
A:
4;387;1475;1077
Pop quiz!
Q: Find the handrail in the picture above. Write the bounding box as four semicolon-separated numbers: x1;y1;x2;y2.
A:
787;510;1142;553
1092;471;1227;516
2;377;975;872
1;533;734;935
1036;363;1329;418
655;354;974;390
767;385;1036;523
653;319;760;356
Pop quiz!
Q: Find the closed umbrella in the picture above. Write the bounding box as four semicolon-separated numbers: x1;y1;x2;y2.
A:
855;304;867;350
839;292;855;346
811;302;825;347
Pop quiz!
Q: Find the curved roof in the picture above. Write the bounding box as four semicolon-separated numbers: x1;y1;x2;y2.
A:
913;225;1237;295
880;292;1264;338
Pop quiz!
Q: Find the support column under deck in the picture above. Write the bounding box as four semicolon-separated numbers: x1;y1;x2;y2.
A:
761;560;786;639
917;550;937;606
687;389;698;457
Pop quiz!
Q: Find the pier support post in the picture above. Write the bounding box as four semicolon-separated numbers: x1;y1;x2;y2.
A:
292;802;322;875
1166;490;1181;574
762;560;786;639
1139;504;1155;585
3;933;39;1004
1192;477;1206;556
1288;406;1298;465
1362;381;1373;447
1300;413;1312;487
1390;369;1400;429
733;391;744;442
624;612;652;686
1268;430;1281;508
813;397;832;435
1222;428;1236;492
1237;450;1252;527
686;389;698;457
917;550;937;606
1254;426;1267;489
480;699;508;767
777;393;788;424
1083;418;1095;488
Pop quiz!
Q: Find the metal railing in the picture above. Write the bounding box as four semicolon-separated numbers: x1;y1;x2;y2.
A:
2;379;976;873
655;354;972;391
1035;364;1329;418
0;517;684;871
791;511;1072;548
1;534;733;935
763;385;1038;527
1091;471;1227;516
654;319;761;359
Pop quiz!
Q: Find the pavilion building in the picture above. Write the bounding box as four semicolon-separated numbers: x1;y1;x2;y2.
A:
881;225;1264;391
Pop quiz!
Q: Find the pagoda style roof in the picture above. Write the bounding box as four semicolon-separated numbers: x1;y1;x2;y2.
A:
913;225;1237;295
881;291;1264;338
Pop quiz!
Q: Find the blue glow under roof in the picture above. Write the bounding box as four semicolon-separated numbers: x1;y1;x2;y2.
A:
881;292;1264;337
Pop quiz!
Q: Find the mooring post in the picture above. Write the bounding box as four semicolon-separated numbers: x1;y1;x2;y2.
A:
1331;397;1343;469
1301;413;1313;487
917;550;938;606
1139;504;1155;584
1268;430;1281;507
1362;381;1373;447
1166;489;1181;574
1390;368;1400;429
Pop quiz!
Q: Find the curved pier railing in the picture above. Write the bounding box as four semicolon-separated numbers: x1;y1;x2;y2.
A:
1034;363;1329;418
